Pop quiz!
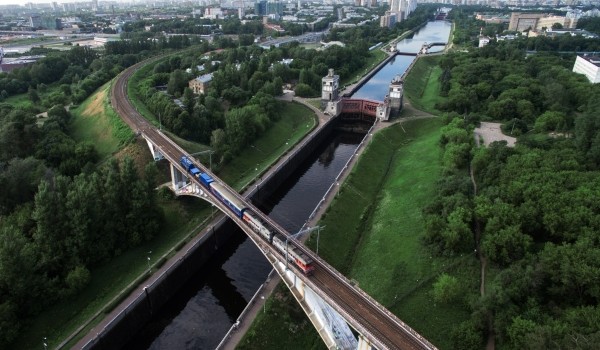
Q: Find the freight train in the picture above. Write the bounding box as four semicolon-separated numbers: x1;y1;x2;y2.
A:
180;156;315;275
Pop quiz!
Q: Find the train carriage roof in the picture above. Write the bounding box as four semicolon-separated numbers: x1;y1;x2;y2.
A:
210;182;247;213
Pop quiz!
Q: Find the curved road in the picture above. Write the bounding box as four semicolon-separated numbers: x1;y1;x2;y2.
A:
108;57;436;350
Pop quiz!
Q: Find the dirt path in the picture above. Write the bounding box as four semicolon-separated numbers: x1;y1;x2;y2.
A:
470;158;495;350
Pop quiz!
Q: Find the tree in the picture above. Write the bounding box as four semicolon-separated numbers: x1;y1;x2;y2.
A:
534;111;566;133
27;87;39;103
482;225;532;266
294;83;316;97
0;157;46;215
32;176;72;279
167;69;188;97
432;273;462;304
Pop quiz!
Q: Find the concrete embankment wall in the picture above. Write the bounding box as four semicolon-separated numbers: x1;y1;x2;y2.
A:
82;217;239;350
247;117;338;202
84;115;339;350
343;53;399;97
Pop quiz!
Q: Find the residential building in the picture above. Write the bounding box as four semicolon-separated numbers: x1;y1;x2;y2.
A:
573;55;600;84
189;73;213;94
509;12;577;32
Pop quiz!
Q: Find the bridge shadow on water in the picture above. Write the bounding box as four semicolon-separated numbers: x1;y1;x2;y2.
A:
123;228;260;350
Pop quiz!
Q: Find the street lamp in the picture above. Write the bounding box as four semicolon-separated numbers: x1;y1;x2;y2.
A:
43;337;47;350
146;251;152;273
261;295;265;313
315;226;325;256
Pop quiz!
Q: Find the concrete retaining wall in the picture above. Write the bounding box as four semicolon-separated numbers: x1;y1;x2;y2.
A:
343;53;399;98
82;217;240;350
84;117;339;350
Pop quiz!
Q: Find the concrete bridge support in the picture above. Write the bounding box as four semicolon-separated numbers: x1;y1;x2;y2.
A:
265;251;358;350
167;163;214;202
376;99;391;121
145;138;164;161
170;163;187;191
325;100;342;117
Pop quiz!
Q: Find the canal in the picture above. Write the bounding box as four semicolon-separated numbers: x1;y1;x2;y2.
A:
124;19;451;350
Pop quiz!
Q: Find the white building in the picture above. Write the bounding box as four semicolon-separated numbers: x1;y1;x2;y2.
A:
478;36;490;48
573;55;600;84
204;7;223;19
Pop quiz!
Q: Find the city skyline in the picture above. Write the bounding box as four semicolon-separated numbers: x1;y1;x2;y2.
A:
0;0;79;5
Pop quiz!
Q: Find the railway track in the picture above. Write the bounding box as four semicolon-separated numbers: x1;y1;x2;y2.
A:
111;57;436;350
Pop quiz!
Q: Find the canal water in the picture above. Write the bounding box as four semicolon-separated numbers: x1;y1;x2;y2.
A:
352;20;452;101
125;20;451;350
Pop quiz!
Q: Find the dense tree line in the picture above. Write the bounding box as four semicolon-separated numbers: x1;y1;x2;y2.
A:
0;45;137;110
0;100;162;346
0;35;191;346
135;38;375;164
0;32;206;114
577;16;600;35
422;31;600;348
436;43;590;131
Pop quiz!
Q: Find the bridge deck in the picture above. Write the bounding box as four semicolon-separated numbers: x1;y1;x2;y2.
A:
111;59;436;350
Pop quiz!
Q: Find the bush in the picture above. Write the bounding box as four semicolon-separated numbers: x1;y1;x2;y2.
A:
294;83;316;98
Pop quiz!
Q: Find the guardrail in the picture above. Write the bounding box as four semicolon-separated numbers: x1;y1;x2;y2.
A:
214;269;277;350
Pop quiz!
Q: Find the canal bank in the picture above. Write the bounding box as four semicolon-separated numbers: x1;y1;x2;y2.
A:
76;101;341;349
93;19;453;350
229;20;452;350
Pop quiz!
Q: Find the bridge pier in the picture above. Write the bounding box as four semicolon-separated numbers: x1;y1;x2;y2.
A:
167;163;214;201
145;138;164;161
267;253;358;350
170;163;187;191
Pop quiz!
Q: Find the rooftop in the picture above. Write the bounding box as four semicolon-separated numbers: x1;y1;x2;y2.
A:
580;55;600;67
194;73;213;83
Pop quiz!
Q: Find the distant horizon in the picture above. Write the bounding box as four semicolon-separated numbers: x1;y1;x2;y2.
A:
0;0;109;7
0;0;84;6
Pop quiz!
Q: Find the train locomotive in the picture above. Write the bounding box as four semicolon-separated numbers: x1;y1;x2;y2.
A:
180;156;315;275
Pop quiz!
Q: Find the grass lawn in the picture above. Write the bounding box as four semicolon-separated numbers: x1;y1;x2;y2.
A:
218;101;316;190
318;119;471;348
13;84;316;350
403;56;445;113
70;82;134;158
341;50;388;87
3;83;66;114
240;119;472;349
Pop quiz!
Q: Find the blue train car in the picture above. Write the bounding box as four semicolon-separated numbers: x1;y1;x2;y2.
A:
198;173;213;187
180;156;193;170
180;156;200;177
209;182;246;218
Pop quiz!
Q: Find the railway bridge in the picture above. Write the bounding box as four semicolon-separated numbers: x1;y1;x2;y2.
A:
105;59;435;350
